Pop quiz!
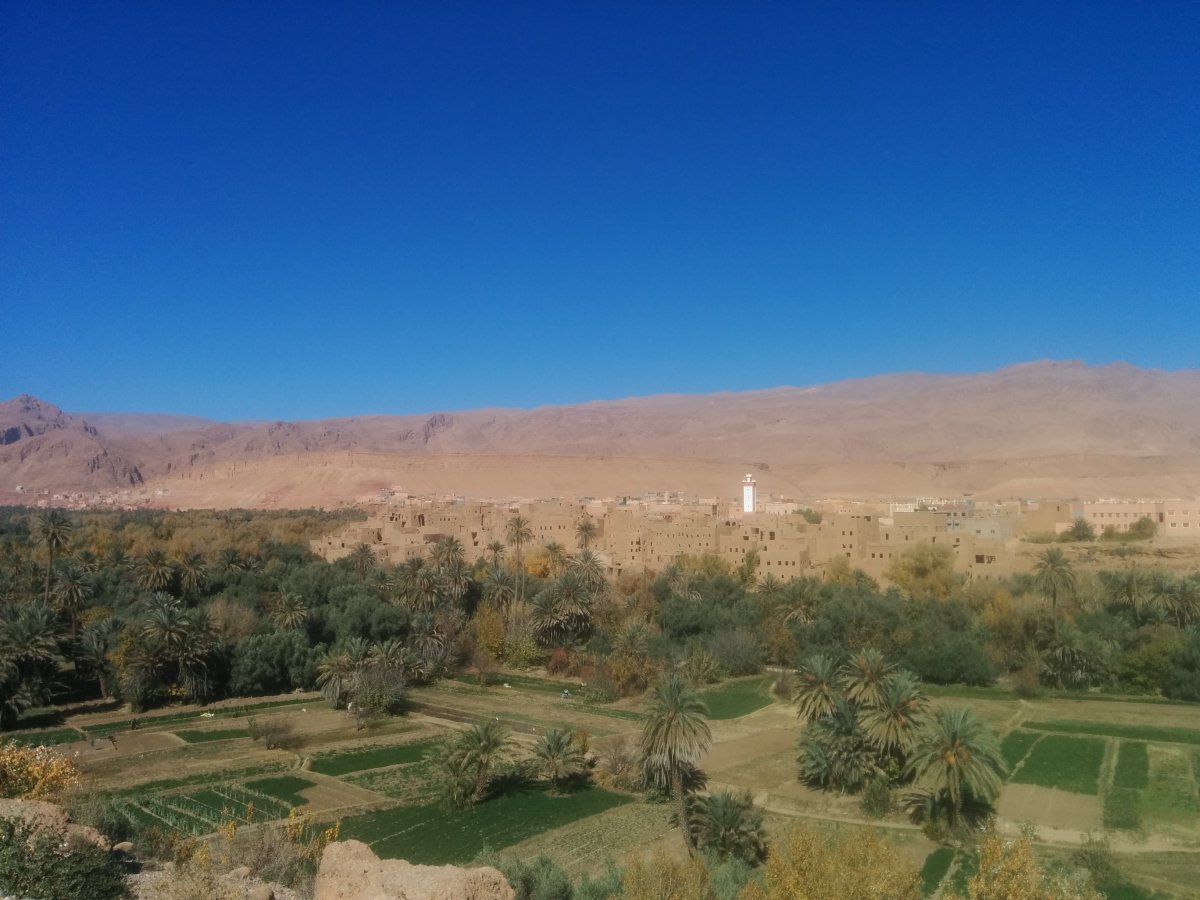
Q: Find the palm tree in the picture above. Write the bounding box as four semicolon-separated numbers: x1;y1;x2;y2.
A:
839;648;894;709
797;697;880;792
641;673;712;855
429;536;465;571
1031;548;1075;640
858;671;928;755
544;541;569;577
484;541;506;568
135;549;175;593
535;728;587;793
792;654;840;723
177;551;208;600
35;510;72;604
505;515;532;603
218;546;247;572
407;563;446;613
268;591;308;630
316;649;357;707
570;548;607;588
1105;567;1153;625
440;558;472;607
52;561;92;636
347;543;377;579
481;565;516;610
575;517;598;550
687;790;768;866
531;570;596;647
453;720;513;802
905;707;1005;828
1163;574;1200;628
77;620;118;699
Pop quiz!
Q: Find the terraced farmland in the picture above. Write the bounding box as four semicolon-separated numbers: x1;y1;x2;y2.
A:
109;779;313;836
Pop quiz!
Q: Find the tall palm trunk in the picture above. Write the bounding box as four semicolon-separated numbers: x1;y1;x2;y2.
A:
473;761;490;802
44;546;54;605
673;768;696;856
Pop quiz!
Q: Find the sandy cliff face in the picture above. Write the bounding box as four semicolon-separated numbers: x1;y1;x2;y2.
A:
4;362;1200;505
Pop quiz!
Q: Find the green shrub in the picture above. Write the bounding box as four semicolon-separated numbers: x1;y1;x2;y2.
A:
0;818;129;900
860;775;892;819
480;853;572;900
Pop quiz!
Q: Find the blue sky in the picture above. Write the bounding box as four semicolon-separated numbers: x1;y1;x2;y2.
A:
3;2;1197;420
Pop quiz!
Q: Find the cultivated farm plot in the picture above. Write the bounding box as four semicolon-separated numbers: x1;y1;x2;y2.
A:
1009;734;1106;795
340;787;632;865
310;737;439;776
699;677;774;720
110;778;312;836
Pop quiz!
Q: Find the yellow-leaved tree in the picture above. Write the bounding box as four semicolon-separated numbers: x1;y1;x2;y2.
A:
739;825;921;900
0;741;80;800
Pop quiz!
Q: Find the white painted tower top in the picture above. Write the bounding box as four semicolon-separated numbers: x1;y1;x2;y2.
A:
742;473;757;514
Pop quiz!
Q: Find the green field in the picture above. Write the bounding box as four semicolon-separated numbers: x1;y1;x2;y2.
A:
3;727;83;747
699;678;772;720
310;738;439;776
340;787;632;864
1113;742;1150;790
243;775;316;806
1009;734;1106;794
1000;729;1041;770
110;780;303;836
1023;720;1200;746
174;728;250;743
1104;787;1141;830
918;847;956;897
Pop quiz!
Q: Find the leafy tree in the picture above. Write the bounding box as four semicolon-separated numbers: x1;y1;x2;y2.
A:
35;510;72;604
1127;516;1157;540
904;707;1005;829
953;829;1103;899
1065;517;1096;542
687;789;767;866
886;543;959;600
350;662;406;729
1163;627;1200;701
739;824;921;900
1031;547;1075;641
619;851;713;900
641;673;712;855
534;728;587;793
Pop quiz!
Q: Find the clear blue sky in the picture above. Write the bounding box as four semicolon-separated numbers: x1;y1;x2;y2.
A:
3;2;1197;420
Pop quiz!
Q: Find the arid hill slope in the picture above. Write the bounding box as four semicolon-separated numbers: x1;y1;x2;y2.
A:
4;361;1199;505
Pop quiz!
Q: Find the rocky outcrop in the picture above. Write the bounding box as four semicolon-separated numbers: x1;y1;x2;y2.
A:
0;798;109;850
313;840;513;900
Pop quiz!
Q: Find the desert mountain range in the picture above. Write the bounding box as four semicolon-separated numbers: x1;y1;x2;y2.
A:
3;361;1200;508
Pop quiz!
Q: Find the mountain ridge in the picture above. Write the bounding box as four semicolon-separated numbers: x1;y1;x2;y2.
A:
4;361;1200;504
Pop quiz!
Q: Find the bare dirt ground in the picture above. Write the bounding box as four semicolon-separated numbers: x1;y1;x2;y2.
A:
996;784;1102;831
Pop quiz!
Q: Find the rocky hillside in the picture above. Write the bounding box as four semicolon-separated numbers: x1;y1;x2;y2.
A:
4;361;1200;503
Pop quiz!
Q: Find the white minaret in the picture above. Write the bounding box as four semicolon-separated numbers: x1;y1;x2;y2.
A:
742;474;757;514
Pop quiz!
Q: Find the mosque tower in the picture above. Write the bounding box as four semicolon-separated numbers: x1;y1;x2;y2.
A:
742;473;757;514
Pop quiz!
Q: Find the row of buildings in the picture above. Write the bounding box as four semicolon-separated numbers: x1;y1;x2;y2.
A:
312;478;1199;585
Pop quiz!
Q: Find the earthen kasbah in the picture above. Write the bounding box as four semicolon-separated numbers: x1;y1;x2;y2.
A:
313;485;1200;585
